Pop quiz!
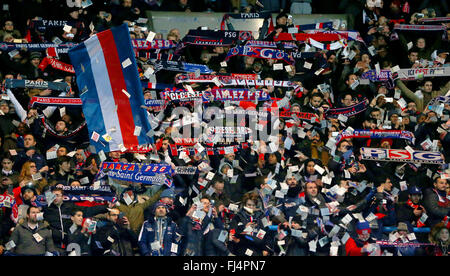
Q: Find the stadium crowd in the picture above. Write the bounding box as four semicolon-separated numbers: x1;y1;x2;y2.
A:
0;0;449;256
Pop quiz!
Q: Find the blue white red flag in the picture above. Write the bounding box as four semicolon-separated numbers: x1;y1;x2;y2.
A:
68;24;153;153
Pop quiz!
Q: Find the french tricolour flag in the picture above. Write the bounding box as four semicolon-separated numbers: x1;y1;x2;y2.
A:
68;24;153;153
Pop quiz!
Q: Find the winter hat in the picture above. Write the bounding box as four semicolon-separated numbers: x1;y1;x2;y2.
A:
21;184;37;196
356;221;371;235
29;52;42;60
397;222;409;232
160;188;175;199
152;201;168;214
408;186;422;195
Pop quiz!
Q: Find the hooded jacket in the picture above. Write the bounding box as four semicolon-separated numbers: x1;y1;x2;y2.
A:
92;219;138;256
9;220;56;255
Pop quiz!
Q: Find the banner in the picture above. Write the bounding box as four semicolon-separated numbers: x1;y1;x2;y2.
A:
273;33;343;42
68;24;153;153
99;162;173;186
393;24;447;31
336;129;415;144
160;88;271;102
38;57;75;73
225;45;295;64
361;147;444;164
325;99;368;118
0;42;77;53
5;79;70;92
34;195;117;207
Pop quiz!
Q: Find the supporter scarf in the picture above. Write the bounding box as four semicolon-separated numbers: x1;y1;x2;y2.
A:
34;195;117;207
336;129;414;144
173;137;200;146
433;189;450;208
279;110;319;121
131;39;178;50
220;12;274;33
57;185;115;196
5;79;71;92
360;147;444;164
186;29;254;41
376;241;433;247
38;57;75;73
151;60;213;74
0;195;15;208
144;99;165;107
174;166;198;175
307;38;347;51
290;51;318;60
161;88;271;102
125;144;154;153
29;96;82;108
325;99;368;118
273;33;343;42
406;199;426;227
99;162;173;186
304;30;365;43
141;82;174;90
170;142;249;156
29;19;68;33
245;40;298;49
393;23;447;31
180;35;235;47
361;67;450;81
427;96;450;107
296;22;334;31
39;115;87;138
0;42;76;54
137;52;181;61
225;45;295;64
420;17;450;23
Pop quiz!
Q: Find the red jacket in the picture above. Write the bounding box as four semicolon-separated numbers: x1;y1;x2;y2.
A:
345;237;368;256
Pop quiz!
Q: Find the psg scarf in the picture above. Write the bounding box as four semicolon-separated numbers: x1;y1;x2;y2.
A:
99;162;173;187
225;45;295;64
5;79;71;92
38;57;75;73
245;40;298;49
393;24;447;31
131;39;178;50
324;99;368;118
29;96;82;108
34;195;117;207
220;12;274;34
336;129;415;144
295;22;334;31
161;88;271;102
137;52;181;61
186;29;254;41
0;42;77;54
151;60;213;74
180;35;235;47
406;199;426;227
273;33;343;42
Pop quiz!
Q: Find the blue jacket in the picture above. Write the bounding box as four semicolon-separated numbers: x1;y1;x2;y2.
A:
138;216;180;256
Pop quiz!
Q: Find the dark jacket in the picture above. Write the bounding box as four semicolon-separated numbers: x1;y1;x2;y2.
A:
180;214;224;256
66;224;92;256
9;220;56;255
138;216;180;256
423;188;450;227
92;219;138;256
203;228;231;256
42;201;108;248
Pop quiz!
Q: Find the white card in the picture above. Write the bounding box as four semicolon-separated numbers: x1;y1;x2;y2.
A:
273;63;283;70
63;24;72;33
33;233;43;243
151;241;161;251
46;150;57;160
304;62;312;69
133;126;142;136
171;243;178;253
122;58;132;68
146;31;156;42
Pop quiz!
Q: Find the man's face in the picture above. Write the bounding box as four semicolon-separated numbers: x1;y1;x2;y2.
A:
287;177;297;187
306;161;315;175
268;154;277;165
423;81;432;93
338;141;350;153
358;232;370;241
341;95;353;107
60;161;71;173
53;190;64;205
75;150;85;162
31;58;40;67
71;211;83;226
292;105;301;113
143;92;151;100
416;38;425;49
55;121;67;133
277;16;287;26
434;178;448;192
214;46;224;54
214;182;224;195
23;190;35;201
123;0;132;7
306;182;318;197
0;103;9;114
108;209;120;223
346;74;358;86
408;52;418;63
27;207;39;223
225;153;235;162
371;111;381;120
24;134;36;148
57;147;68;157
311;96;322;108
201;198;210;213
2;159;13;171
4;21;14;31
383;178;392;191
410;194;420;204
161;197;173;205
155;206;167;217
